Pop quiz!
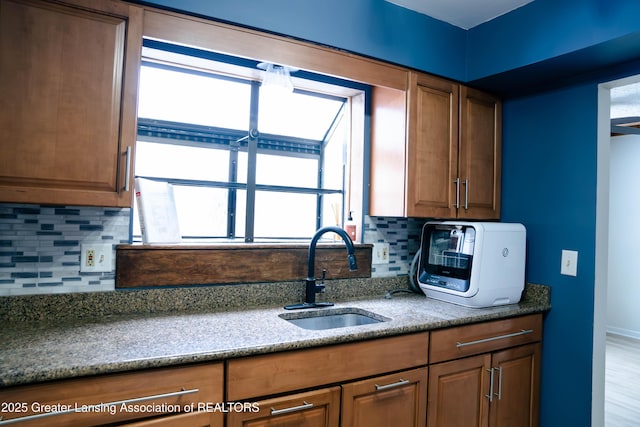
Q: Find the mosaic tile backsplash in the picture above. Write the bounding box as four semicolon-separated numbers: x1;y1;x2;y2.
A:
364;216;426;277
0;204;130;295
0;202;426;295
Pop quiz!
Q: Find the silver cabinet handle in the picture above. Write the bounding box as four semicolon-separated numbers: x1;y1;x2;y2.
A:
0;388;198;425
495;366;503;400
124;146;132;192
456;329;534;348
463;179;469;210
270;401;313;416
454;178;460;208
374;378;410;391
485;368;494;402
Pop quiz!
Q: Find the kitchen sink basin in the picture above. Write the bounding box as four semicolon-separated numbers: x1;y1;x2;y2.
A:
279;307;389;330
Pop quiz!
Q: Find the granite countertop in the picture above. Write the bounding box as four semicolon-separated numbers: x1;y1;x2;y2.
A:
0;282;550;388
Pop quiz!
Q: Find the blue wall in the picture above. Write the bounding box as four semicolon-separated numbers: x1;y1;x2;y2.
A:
467;0;640;82
501;83;598;426
137;0;467;81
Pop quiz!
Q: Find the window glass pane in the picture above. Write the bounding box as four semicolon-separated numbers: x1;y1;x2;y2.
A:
322;114;347;190
322;193;344;229
256;153;317;187
138;65;251;130
134;47;359;242
254;192;317;238
236;152;247;185
172;186;228;237
234;189;246;239
258;90;344;140
135;141;229;181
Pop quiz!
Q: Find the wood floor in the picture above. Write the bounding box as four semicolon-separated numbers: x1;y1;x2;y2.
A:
605;334;640;426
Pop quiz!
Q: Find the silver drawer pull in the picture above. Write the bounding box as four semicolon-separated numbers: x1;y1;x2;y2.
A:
124;146;132;192
463;179;469;210
485;368;494;402
0;388;198;425
456;329;534;348
495;366;503;400
271;401;313;416
374;379;410;391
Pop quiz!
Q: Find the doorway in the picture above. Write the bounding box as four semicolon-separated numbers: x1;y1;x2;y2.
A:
595;76;640;426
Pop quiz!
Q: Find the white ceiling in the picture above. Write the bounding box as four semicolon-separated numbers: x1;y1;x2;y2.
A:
385;0;534;29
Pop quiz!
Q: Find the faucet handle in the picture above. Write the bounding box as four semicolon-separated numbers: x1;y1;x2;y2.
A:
316;269;327;294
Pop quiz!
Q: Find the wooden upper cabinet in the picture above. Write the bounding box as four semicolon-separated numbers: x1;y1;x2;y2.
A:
370;84;409;217
370;72;501;219
458;86;502;219
0;0;142;207
406;73;459;218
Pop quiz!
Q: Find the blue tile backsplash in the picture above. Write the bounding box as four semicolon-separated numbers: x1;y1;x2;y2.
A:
364;216;425;277
0;204;130;295
0;202;425;295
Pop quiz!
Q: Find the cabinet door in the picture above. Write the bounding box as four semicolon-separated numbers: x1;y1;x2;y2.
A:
0;363;223;427
341;367;427;427
124;411;221;427
406;73;459;218
489;343;541;427
427;354;491;427
0;0;142;207
458;86;501;219
370;85;409;217
227;387;340;427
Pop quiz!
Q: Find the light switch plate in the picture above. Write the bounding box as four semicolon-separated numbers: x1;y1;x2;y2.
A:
561;250;578;276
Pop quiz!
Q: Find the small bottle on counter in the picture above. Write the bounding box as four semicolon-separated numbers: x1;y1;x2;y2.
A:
345;211;357;241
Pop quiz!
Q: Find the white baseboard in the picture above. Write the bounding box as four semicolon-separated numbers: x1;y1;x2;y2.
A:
606;326;640;340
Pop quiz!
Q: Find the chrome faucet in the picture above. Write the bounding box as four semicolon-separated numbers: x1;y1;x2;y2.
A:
284;226;358;310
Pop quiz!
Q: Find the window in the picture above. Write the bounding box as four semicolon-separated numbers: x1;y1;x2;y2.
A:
132;41;367;242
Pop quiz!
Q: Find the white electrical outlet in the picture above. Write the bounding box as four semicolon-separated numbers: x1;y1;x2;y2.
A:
80;243;113;273
372;242;390;264
560;249;578;276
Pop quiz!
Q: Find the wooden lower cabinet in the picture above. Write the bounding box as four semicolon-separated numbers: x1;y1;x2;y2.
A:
0;319;542;427
226;334;430;427
427;354;491;427
489;343;541;427
427;343;541;427
124;410;217;426
342;367;427;427
227;368;427;427
226;317;542;427
227;387;341;427
0;363;224;427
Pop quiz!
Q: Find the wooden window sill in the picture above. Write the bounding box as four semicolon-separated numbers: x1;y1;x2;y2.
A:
116;243;372;288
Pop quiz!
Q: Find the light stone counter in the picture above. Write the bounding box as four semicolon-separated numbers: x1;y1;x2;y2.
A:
0;279;550;387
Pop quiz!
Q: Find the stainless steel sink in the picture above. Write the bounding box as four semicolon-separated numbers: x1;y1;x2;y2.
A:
279;308;389;330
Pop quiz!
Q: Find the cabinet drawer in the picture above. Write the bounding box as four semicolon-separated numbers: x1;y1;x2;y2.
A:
227;333;429;401
227;386;340;427
124;410;219;426
0;363;223;427
429;314;542;364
